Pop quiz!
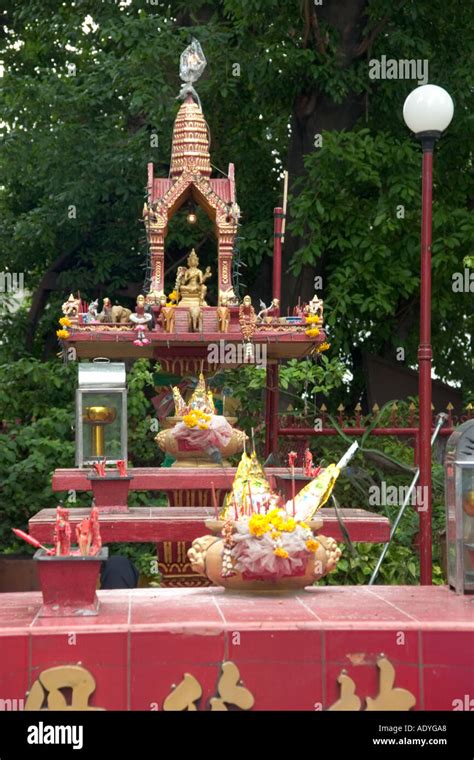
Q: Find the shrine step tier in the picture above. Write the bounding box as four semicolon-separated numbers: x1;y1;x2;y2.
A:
29;467;390;587
3;586;473;711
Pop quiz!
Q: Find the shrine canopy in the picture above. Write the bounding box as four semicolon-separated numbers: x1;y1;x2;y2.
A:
144;88;240;304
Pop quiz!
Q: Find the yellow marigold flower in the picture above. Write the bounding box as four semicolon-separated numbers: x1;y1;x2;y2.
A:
59;316;72;327
271;531;281;540
317;342;331;353
56;328;70;339
274;547;289;558
305;314;319;324
305;327;320;338
183;410;211;429
167;290;179;302
249;513;270;536
281;518;296;532
306;539;319;552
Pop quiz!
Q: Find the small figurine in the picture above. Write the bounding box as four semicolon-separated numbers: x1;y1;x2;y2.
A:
304;449;313;477
53;505;72;556
239;295;257;342
76;518;91;556
220;287;239;307
188;303;202;332
130;294;153;346
257;297;280;321
93;459;107;478
98;298;132;324
13;507;101;558
89;505;102;555
217;295;230;333
76;508;102;557
305;294;324;322
159;295;176;333
116;460;128;478
62;293;81;321
82;299;99;324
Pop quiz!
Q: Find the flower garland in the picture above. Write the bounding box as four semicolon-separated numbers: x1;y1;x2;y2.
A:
182;409;211;430
167;290;179;307
316;341;330;353
56;316;72;339
247;509;318;557
305;314;320;338
239;302;257;341
226;508;321;579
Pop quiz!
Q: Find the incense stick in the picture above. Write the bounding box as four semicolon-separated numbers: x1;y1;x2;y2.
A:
211;481;219;519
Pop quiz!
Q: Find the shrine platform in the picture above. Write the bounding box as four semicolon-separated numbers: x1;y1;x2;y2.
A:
66;321;322;360
1;586;472;711
29;506;390;544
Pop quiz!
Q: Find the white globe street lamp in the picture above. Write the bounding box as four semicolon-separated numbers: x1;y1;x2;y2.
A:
402;84;454;585
403;84;454;136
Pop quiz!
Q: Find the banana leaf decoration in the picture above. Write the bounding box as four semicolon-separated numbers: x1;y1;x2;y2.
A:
220;452;272;518
289;441;359;522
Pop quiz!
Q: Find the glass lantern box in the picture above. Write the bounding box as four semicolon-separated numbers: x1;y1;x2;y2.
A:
76;360;127;467
444;420;474;594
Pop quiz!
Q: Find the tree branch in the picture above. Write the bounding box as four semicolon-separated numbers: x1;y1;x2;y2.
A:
354;1;410;57
25;239;90;350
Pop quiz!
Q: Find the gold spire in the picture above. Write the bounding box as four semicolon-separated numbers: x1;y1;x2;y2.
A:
170;96;211;178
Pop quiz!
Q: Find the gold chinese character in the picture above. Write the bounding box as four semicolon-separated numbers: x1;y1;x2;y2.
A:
163;661;254;711
25;665;104;711
210;662;254;711
329;655;416;711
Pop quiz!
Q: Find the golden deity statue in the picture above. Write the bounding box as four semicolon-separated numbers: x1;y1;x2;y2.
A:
177;249;212;306
188;373;214;413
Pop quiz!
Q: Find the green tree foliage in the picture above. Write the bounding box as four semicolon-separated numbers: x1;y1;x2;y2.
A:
0;2;470;581
0;357;157;551
1;0;472;388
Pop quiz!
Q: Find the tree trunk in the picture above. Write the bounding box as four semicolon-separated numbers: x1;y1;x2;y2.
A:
282;0;369;312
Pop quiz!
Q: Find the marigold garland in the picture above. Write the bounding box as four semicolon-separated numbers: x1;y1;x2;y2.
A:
239;302;257;341
306;538;320;552
316;341;330;353
249;509;300;536
183;409;211;430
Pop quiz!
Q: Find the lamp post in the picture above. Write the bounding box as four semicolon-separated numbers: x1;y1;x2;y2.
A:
403;84;454;584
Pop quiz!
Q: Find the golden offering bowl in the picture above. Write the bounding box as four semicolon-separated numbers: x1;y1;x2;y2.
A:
83;406;117;425
83;406;117;457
